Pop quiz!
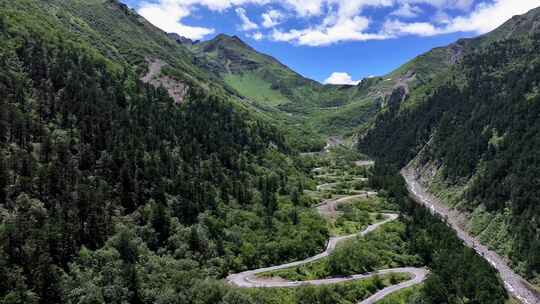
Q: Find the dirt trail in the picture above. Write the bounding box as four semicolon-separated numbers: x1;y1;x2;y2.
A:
402;167;540;304
315;192;377;219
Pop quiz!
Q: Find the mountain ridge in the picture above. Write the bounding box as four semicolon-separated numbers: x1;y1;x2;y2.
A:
1;1;538;303
359;5;540;290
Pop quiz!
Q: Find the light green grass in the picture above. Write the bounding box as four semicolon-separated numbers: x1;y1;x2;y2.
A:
223;72;290;106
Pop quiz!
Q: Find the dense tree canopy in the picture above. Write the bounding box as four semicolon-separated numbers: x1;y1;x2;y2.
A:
0;12;329;303
360;31;540;281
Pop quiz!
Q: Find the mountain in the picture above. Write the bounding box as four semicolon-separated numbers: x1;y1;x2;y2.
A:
0;0;335;302
29;0;336;150
37;0;220;90
182;32;465;137
0;0;533;303
188;34;347;109
359;6;540;287
33;0;470;140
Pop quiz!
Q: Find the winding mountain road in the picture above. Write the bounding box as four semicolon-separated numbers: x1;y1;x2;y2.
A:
227;189;429;303
402;167;540;304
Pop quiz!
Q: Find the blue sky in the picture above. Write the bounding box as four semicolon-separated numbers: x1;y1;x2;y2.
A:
121;0;540;84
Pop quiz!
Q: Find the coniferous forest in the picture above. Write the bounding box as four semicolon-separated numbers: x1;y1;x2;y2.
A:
0;11;330;303
1;0;540;303
360;29;540;282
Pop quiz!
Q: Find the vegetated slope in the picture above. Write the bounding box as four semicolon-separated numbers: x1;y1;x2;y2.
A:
0;1;332;303
369;165;508;304
359;6;540;286
20;1;297;121
184;31;467;137
179;33;351;148
34;0;223;91
30;0;333;151
187;34;353;111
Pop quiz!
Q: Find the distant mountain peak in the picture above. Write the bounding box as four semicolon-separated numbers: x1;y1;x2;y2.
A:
211;33;252;50
168;33;199;46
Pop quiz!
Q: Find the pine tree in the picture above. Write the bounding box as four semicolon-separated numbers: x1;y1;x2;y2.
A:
151;200;170;248
0;101;7;144
0;156;7;205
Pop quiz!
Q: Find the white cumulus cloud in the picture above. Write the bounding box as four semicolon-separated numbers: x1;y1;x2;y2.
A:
444;0;540;34
272;12;391;46
262;9;285;28
236;7;259;31
391;3;423;18
249;31;264;40
324;72;361;85
136;0;540;45
383;0;540;38
382;20;439;37
138;1;215;40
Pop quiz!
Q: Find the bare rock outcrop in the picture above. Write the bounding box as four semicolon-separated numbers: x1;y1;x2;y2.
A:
141;58;189;104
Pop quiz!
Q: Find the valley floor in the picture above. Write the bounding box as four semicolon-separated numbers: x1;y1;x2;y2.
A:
227;156;428;303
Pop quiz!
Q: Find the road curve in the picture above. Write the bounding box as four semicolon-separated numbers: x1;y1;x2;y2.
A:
226;193;429;303
402;167;540;304
226;212;399;287
315;192;377;218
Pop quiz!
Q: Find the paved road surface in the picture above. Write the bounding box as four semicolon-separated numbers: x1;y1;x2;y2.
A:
355;160;375;167
402;167;540;304
227;192;429;303
226;212;400;287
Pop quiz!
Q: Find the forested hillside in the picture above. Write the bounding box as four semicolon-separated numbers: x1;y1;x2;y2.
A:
0;2;331;303
360;7;540;286
2;0;539;303
369;165;508;304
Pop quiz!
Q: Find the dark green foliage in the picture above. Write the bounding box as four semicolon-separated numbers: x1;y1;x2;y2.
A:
265;220;420;282
244;273;410;304
328;222;420;276
407;207;509;304
360;29;540;279
0;6;327;303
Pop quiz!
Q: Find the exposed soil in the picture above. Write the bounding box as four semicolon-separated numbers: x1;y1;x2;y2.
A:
141;58;189;104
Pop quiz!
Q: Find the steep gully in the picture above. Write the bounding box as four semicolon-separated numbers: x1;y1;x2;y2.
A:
402;167;540;304
226;164;429;303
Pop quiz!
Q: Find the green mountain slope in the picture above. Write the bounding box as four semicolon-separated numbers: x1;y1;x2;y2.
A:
188;34;350;110
0;0;333;303
0;0;523;303
22;0;334;150
359;6;540;287
182;32;466;138
35;0;234;92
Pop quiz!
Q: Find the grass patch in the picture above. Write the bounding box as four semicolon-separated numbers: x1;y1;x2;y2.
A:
329;198;390;237
224;73;290;106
